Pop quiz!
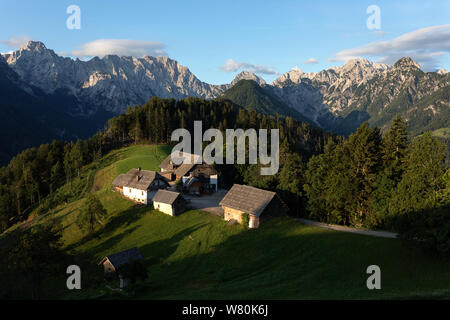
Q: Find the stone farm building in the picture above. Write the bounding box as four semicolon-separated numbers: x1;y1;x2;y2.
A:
112;168;170;204
159;152;219;194
152;189;186;216
219;184;287;228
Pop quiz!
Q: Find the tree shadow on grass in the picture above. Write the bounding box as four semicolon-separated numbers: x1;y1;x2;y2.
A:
137;220;450;300
139;223;207;264
103;204;149;233
65;204;149;252
85;225;140;259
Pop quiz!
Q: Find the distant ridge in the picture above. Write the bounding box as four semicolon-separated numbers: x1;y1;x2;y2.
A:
1;40;449;163
219;79;313;124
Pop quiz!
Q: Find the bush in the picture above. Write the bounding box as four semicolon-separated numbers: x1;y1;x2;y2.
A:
119;259;148;284
395;205;450;256
241;213;250;229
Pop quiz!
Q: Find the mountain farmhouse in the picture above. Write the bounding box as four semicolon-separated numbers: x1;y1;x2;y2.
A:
152;189;187;216
159;152;219;194
219;184;287;228
112;168;170;204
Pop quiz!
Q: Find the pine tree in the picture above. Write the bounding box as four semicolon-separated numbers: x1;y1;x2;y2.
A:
382;114;408;182
50;161;64;193
389;132;446;217
370;115;409;226
345;123;382;226
71;140;86;178
277;153;305;216
76;193;107;234
135;109;144;143
7;223;64;299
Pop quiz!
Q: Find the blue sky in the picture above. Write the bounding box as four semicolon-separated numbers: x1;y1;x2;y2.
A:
0;0;449;84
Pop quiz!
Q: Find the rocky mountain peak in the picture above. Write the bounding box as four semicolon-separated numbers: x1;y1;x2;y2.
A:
393;57;421;70
2;40;230;114
231;71;266;86
4;40;57;64
22;40;48;52
271;67;305;86
336;58;388;74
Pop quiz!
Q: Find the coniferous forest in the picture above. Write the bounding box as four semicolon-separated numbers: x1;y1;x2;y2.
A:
0;97;448;254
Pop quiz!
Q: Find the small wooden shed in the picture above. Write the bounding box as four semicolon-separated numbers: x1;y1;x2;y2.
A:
152;189;186;216
99;247;144;280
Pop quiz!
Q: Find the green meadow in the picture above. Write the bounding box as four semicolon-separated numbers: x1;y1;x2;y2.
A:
3;145;450;299
431;127;450;139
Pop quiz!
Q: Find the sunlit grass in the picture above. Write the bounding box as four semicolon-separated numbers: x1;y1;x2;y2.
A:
4;144;450;300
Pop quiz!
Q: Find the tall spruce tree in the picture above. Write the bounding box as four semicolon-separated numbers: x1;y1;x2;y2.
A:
345;123;382;226
370;115;409;226
389;132;447;217
76;193;107;234
382;115;408;182
7;223;64;299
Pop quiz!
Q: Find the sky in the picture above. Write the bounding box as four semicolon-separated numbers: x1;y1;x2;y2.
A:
0;0;449;84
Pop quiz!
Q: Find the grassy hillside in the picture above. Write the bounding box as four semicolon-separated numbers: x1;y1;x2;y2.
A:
2;145;450;299
431;127;450;139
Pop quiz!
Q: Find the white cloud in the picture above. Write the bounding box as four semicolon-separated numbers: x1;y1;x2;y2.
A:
302;58;319;64
220;59;278;75
71;39;167;58
1;36;31;49
329;24;450;70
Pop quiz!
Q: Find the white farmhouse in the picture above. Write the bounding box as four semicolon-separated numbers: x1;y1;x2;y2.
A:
112;168;170;204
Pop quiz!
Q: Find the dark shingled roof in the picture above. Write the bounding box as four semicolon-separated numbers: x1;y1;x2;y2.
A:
100;247;143;269
159;154;176;171
152;189;184;205
159;152;201;172
219;184;277;217
190;164;219;182
112;168;167;190
174;163;197;177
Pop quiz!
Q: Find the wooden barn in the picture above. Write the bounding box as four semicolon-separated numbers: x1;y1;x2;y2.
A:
112;168;170;204
152;189;186;216
99;247;144;287
219;184;287;228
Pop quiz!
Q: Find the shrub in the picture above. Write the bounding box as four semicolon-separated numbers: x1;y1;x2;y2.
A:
241;213;250;229
395;205;450;256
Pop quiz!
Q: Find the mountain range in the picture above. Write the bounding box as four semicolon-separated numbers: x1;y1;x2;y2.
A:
1;40;449;163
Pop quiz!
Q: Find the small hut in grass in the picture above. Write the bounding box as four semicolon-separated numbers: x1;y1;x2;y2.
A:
99;247;144;288
152;189;186;216
219;184;287;228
